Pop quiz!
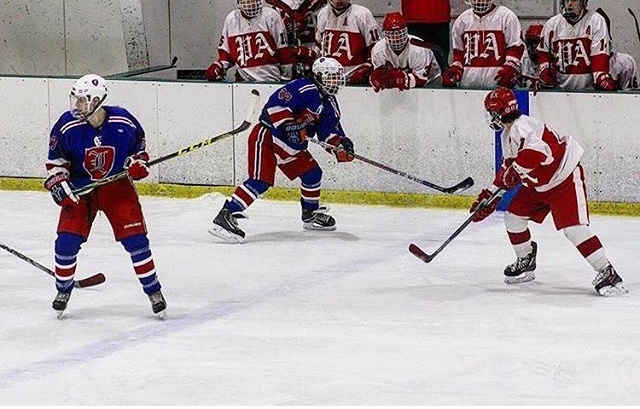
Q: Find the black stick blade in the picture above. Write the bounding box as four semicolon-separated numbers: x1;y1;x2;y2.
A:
408;244;435;263
442;177;474;194
74;273;106;288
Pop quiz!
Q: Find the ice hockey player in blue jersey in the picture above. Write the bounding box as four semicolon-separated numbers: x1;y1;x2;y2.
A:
209;57;355;242
44;74;167;318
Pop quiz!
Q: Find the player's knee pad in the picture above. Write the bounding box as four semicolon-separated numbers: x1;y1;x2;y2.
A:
504;212;528;233
54;233;84;256
121;233;150;254
300;166;322;188
244;178;270;197
563;224;593;244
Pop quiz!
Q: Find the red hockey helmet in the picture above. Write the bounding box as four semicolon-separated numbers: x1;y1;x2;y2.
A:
484;87;520;130
524;24;543;62
524;24;543;45
383;12;409;53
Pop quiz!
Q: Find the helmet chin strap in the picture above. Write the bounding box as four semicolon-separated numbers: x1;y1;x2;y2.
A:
83;96;107;125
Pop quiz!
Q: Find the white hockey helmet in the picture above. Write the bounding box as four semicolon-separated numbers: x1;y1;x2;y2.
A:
464;0;494;14
312;57;346;96
237;0;263;18
70;74;108;120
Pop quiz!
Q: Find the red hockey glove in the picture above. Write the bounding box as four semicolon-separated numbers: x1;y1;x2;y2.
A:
125;153;150;180
291;47;318;64
493;165;521;189
334;137;355;162
538;63;557;88
594;72;618;91
470;188;501;223
348;63;372;85
44;173;79;207
326;135;355;162
442;64;463;88
383;69;411;91
370;67;387;92
494;60;520;88
205;61;225;81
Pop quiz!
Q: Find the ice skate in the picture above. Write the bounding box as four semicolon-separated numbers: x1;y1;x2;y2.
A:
148;290;167;318
208;207;245;243
592;264;628;297
302;208;336;231
504;241;537;284
52;291;71;319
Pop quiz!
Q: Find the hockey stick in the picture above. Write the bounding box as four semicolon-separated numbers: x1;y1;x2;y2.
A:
408;188;505;263
629;8;640;42
0;242;106;288
106;56;179;79
308;138;474;194
72;89;261;195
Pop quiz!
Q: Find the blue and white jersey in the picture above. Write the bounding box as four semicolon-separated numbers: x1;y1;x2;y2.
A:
46;106;147;189
259;78;345;149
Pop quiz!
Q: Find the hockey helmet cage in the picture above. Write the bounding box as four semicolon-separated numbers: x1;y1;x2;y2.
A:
312;57;346;96
383;12;409;52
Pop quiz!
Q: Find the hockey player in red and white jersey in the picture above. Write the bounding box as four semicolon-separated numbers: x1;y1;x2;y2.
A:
267;0;326;47
520;24;543;90
537;0;617;91
205;0;291;82
370;12;441;91
594;7;639;90
610;51;639;90
442;0;524;89
315;0;381;84
470;87;628;297
266;0;327;77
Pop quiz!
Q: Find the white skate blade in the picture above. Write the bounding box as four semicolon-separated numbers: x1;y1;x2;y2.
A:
155;310;167;320
208;225;245;243
597;283;629;297
55;310;65;319
504;271;536;284
303;222;337;231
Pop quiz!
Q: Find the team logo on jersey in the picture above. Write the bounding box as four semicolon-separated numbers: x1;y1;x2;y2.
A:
230;32;277;67
552;38;591;73
278;88;293;102
49;135;58;151
83;146;115;180
462;30;507;66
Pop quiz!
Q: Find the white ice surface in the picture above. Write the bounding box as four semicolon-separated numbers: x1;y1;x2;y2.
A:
1;190;639;405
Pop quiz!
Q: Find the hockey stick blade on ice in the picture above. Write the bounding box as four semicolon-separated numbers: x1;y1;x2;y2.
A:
308;138;474;194
408;188;505;263
0;242;106;288
73;89;261;195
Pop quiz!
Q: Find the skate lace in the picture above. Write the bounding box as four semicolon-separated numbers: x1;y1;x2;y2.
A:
149;292;164;304
55;292;70;302
508;254;531;272
592;266;614;286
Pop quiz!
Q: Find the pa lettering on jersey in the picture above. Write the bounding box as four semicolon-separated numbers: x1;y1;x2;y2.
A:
552;37;599;74
229;32;283;67
463;30;507;66
321;30;368;63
